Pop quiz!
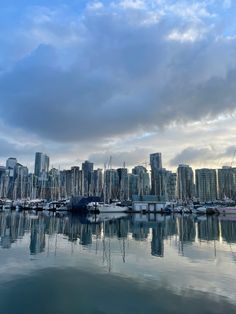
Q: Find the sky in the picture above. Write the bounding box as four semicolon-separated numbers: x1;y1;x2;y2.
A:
0;0;236;171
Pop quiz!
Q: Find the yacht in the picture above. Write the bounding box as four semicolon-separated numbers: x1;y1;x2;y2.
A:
88;202;128;213
44;200;70;212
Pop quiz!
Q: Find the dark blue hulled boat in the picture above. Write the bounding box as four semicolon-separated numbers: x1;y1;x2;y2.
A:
68;196;101;213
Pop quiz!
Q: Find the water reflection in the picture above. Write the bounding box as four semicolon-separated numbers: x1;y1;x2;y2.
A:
0;212;236;259
1;212;236;313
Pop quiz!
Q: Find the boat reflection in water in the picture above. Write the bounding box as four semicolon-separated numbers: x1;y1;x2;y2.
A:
0;212;236;314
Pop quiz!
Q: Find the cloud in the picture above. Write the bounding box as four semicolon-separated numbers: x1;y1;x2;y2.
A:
0;1;236;168
170;147;217;167
88;148;150;168
170;145;236;168
118;0;145;10
0;137;41;167
86;1;104;11
0;2;236;146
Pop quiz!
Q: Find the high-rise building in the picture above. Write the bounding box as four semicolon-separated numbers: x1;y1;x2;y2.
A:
157;169;177;201
13;163;29;200
60;170;72;198
27;173;37;200
150;152;163;197
195;168;217;202
5;158;18;199
177;164;194;201
128;173;139;199
6;157;17;172
132;166;150;196
0;166;6;198
117;168;129;201
0;166;6;183
104;169;119;202
82;161;94;197
92;169;103;197
71;166;83;196
150;153;162;170
34;152;49;177
166;171;177;201
218;166;236;200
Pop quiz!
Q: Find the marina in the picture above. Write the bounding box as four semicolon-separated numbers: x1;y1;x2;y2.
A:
1;1;236;312
1;197;236;217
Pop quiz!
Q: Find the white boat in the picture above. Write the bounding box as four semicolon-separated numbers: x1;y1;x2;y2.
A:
193;206;218;215
27;199;45;210
193;206;207;214
44;200;69;212
217;207;236;215
2;200;12;212
88;202;128;213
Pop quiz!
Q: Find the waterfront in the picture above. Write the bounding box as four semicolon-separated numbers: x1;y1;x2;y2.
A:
0;212;236;313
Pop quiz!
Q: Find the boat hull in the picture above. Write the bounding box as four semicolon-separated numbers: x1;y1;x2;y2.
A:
218;207;236;214
96;204;128;213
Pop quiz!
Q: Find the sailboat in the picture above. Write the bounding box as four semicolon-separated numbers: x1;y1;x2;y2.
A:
93;160;128;213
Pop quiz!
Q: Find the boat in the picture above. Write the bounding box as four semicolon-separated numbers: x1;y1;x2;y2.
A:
2;199;12;212
193;206;217;215
28;199;45;211
69;196;102;213
217;207;236;215
44;199;70;212
193;206;207;214
88;202;128;213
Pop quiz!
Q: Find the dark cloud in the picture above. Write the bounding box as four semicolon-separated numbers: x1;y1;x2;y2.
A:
88;148;150;168
170;145;236;167
0;3;236;145
170;147;216;166
0;137;38;163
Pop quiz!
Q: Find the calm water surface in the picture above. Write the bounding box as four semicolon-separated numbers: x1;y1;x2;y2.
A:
0;212;236;313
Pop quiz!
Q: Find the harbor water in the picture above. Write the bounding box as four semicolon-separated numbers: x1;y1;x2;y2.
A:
0;212;236;313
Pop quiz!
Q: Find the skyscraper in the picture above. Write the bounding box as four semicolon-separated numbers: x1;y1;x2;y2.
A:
0;166;6;198
104;169;119;202
6;157;17;171
132;166;150;196
71;166;83;196
156;169;177;201
150;153;162;170
117;168;129;201
150;152;162;197
166;171;177;201
128;173;139;199
93;168;103;197
195;168;217;202
34;152;50;177
218;166;236;200
177;164;194;201
13;163;29;200
82;160;94;197
60;169;72;198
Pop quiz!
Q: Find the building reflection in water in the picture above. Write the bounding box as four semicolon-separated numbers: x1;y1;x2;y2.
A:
0;212;236;260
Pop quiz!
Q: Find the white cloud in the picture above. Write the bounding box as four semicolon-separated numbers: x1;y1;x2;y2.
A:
167;27;205;42
86;1;104;10
118;0;145;10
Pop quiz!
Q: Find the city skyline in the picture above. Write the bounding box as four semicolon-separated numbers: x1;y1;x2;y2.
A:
1;150;235;173
1;151;236;203
0;1;236;169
